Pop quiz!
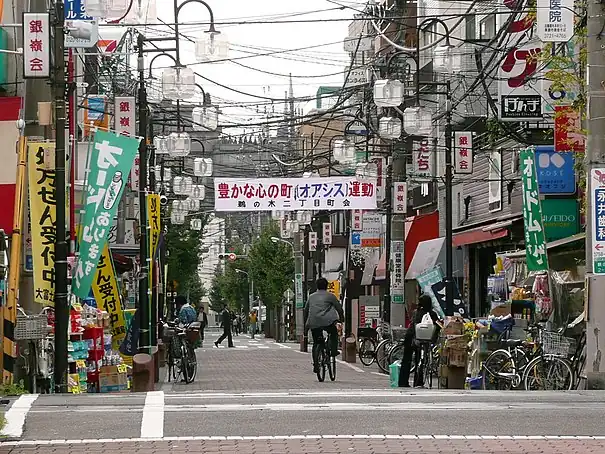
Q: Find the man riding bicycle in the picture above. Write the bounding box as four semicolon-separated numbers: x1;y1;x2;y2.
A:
304;278;344;373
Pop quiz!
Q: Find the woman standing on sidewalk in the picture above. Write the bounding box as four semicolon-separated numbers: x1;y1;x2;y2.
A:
249;310;258;339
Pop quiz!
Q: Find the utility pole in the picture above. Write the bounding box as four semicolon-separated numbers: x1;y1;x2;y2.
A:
585;0;605;389
137;33;150;354
293;229;305;351
53;0;69;393
444;80;454;317
389;142;407;327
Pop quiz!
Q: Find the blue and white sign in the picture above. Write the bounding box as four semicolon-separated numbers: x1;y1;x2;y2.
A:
591;169;605;274
351;232;361;249
535;146;575;194
64;0;98;48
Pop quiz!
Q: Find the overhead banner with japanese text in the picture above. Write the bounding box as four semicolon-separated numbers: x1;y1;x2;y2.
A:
92;243;127;349
520;148;549;271
214;177;377;211
73;130;141;298
28;142;56;306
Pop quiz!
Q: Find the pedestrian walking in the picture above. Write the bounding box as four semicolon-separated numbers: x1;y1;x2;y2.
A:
249;310;258;339
215;305;235;348
197;305;208;347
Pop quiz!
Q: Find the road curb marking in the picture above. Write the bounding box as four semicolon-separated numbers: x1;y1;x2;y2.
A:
140;391;164;439
1;394;39;438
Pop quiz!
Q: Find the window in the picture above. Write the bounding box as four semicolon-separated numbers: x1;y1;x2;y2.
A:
479;14;496;40
465;14;476;41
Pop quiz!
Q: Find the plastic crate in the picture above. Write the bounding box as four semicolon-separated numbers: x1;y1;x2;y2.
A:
15;314;49;340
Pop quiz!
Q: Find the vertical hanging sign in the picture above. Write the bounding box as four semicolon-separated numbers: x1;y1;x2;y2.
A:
322;222;332;245
520;148;549;271
23;13;50;79
590;169;605;274
115;96;139;191
390;240;405;303
308;231;317;252
352;209;363;231
412;138;433;180
454;132;473;174
393;182;407;214
536;0;574;42
28;143;56;306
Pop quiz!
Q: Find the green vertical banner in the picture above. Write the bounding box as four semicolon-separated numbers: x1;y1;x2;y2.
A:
73;130;141;298
520;147;549;271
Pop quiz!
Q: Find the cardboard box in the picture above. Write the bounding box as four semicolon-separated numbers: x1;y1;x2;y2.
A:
448;348;468;368
443;317;464;336
441;366;466;389
446;335;469;350
99;366;128;393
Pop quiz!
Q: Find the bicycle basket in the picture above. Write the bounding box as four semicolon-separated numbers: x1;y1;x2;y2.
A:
541;331;574;357
15;314;49;340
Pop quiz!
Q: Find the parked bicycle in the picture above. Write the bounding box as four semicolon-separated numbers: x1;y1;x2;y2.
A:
163;320;200;384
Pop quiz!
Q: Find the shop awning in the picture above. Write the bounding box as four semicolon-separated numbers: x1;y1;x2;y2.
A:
405;237;446;280
452;217;520;247
504;232;586;259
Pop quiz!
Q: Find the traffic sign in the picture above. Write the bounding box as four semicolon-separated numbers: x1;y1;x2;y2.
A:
228;253;236;262
64;0;98;48
591;169;605;274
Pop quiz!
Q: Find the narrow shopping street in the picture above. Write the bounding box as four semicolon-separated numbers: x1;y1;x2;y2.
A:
2;331;605;453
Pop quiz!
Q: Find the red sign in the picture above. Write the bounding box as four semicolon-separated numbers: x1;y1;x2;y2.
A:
555;106;585;152
228;253;236;262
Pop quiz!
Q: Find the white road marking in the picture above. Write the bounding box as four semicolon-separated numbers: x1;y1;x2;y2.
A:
140;391;164;439
1;394;39;438
167;390;470;399
2;435;605;446
371;371;387;376
257;346;270;349
276;343;292;349
336;359;365;373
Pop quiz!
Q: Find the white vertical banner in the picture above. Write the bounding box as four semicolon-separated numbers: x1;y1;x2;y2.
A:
412;138;433;180
536;0;574;42
392;182;407;214
454;132;473;174
309;231;317;252
352;209;363;231
23;13;51;79
115;96;138;191
322;222;332;245
390;240;405;304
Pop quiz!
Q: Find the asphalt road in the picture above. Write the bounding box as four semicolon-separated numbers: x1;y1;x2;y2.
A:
1;333;604;453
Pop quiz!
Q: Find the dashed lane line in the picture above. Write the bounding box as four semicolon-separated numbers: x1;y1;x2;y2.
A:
140;391;165;439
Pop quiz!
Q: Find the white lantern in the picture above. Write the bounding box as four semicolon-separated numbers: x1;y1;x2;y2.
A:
153;135;169;155
333;139;356;164
403;106;434;136
83;0;130;19
195;32;229;62
373;79;404;108
171;211;186;225
193;157;213;177
355;162;378;180
147;78;163;104
297;211;312;225
172;199;188;214
379;116;402;139
123;0;157;23
162;66;196;100
286;219;299;233
185;197;200;212
192;106;219;131
172;176;193;195
272;210;285;219
190;218;203;231
191;184;205;201
433;45;454;73
167;132;191;157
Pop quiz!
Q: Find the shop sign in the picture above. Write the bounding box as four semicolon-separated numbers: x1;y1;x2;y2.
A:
412;138;433;181
541;198;579;241
23;13;50;79
454;132;473;174
542;41;579;115
294;273;304;309
114;97;138;191
393;182;407;214
352;209;363;231
64;0;98;48
416;266;444;316
92;243;127;349
590;169;605;274
535;146;576;194
308;231;317;251
361;212;381;248
371;156;386;202
84;95;108;138
214;177;377;211
554;106;585;153
536;0;574;42
327;280;340;299
351;231;361;249
498;0;542;121
488;150;502;212
520;148;549;271
323;222;332;245
390;240;404;303
72;130;141;298
431;280;466;318
28;142;56;306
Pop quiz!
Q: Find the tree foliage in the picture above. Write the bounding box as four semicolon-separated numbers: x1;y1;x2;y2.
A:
165;219;206;297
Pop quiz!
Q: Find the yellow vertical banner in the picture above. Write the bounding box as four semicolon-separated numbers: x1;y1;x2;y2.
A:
147;194;161;281
328;280;340;299
92;243;127;349
28;143;56;306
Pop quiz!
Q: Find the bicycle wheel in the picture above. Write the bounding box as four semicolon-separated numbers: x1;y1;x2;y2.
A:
388;343;405;365
358;338;377;366
424;345;433;389
329;351;336;381
481;350;516;390
180;342;190;383
523;356;573;391
185;343;197;383
375;340;392;374
316;348;326;382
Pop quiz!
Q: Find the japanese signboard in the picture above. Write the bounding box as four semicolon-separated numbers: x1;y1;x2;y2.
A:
498;0;542;121
542;198;579;241
73;130;141;298
590;169;605;274
554;106;585;152
393;182;407;214
361;212;381;248
344;67;368;88
114;97;138;191
23;13;50;79
327;280;340;299
537;0;574;42
412;139;433;180
352;209;363;231
148;194;161;292
84;95;109;138
295;273;304;309
542;42;579;114
323;222;333;245
64;0;98;48
454;132;473;174
28;143;56;306
520;148;549;271
214;177;377;211
390;240;404;304
535;147;576;194
371;156;386;202
309;231;317;251
92;243;127;349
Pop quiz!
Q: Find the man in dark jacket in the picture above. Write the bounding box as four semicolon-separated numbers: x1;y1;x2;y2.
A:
197;305;208;347
215;305;234;348
304;278;344;373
